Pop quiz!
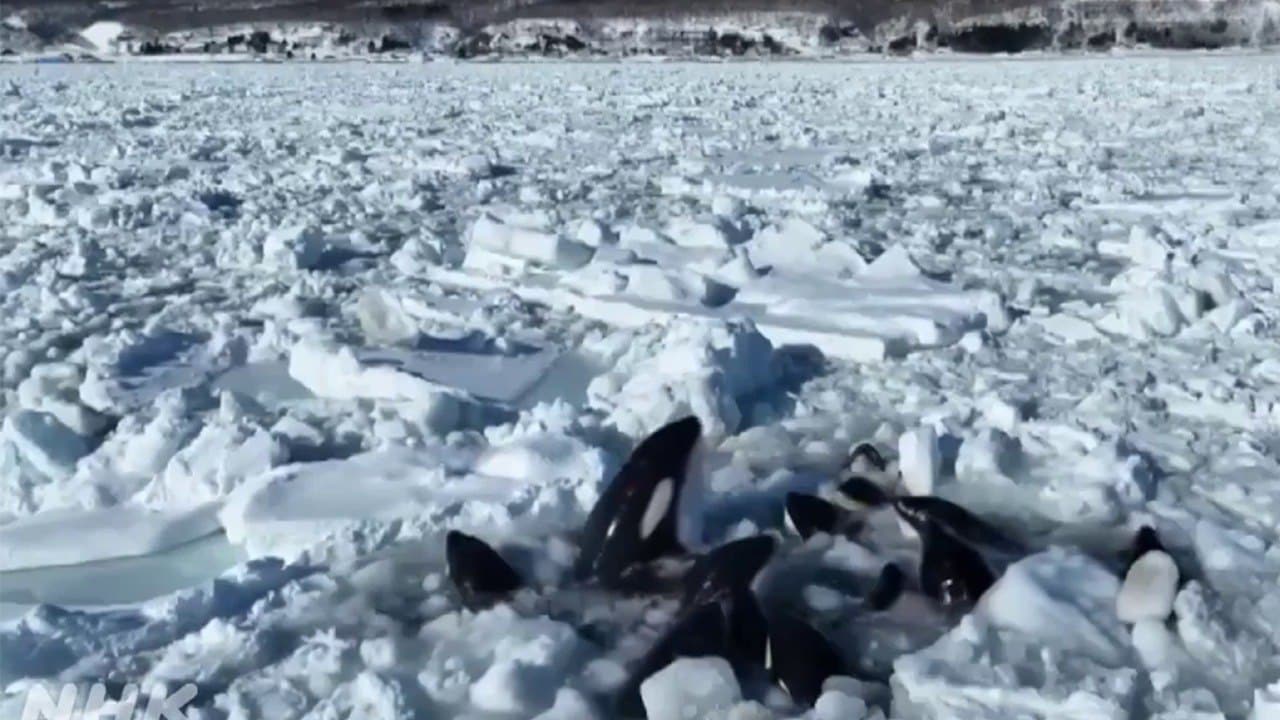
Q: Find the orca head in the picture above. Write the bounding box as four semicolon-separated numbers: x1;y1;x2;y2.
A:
681;535;776;608
784;492;842;539
866;562;906;611
918;521;994;610
838;475;892;508
575;416;704;586
614;600;728;718
763;613;845;708
1127;525;1164;570
848;442;887;473
895;496;1022;552
445;530;523;610
891;495;936;534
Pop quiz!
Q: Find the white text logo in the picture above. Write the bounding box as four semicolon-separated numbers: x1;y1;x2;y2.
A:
20;683;197;720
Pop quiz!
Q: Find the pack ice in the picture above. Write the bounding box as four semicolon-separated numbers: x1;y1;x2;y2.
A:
2;55;1280;720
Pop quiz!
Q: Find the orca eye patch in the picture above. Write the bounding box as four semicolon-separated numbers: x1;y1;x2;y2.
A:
639;477;674;540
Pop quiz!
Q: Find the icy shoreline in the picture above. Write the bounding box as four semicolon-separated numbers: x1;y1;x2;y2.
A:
5;46;1280;66
5;0;1280;61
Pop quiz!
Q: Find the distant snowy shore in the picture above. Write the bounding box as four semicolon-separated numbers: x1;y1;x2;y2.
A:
2;56;1279;720
4;1;1279;61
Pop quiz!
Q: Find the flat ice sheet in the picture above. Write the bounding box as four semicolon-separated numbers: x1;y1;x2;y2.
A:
0;503;222;572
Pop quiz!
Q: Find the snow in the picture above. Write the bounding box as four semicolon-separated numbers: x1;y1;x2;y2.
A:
219;435;605;561
288;339;463;407
894;549;1136;719
814;686;871;720
1116;550;1180;624
0;503;221;571
2;55;1280;720
2;410;91;482
262;224;329;271
585;317;776;441
1255;681;1280;720
640;656;742;720
897;425;940;496
420;606;585;714
465;211;594;272
78;22;125;53
533;688;601;719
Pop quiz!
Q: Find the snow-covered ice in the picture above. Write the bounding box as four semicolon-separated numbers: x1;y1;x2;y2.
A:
1116;550;1180;624
639;656;742;720
2;55;1280;719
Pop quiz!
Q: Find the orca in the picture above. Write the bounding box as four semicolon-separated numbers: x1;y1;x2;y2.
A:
849;442;887;472
838;475;892;508
445;530;523;611
1127;525;1164;571
784;492;843;539
725;586;768;669
616;584;770;717
764;613;845;708
575;416;703;587
866;562;905;611
892;496;1022;552
682;535;776;608
918;521;995;609
615;601;729;717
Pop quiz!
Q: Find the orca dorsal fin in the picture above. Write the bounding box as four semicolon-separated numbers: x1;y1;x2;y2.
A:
784;492;843;538
764;613;845;708
445;530;523;610
866;562;906;611
575;416;703;586
918;521;994;610
838;475;892;508
681;535;776;608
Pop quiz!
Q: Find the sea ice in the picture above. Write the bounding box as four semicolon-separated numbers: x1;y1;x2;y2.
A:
1;56;1277;720
640;656;742;720
1116;550;1180;624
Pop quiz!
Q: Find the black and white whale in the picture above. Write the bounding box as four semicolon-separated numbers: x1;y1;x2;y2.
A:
831;468;1018;611
725;585;769;670
444;416;1021;714
917;520;995;610
764;612;846;707
616;602;846;713
783;472;894;540
783;492;844;539
575;415;704;588
792;472;1006;613
615;534;777;714
865;562;906;611
834;475;1022;554
848;442;888;474
837;475;893;509
445;417;706;606
682;535;777;608
1126;525;1165;571
614;601;732;717
445;530;524;611
891;496;1024;553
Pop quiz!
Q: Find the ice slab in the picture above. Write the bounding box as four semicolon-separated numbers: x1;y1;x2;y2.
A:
357;343;561;405
0;531;243;607
288;338;560;405
893;549;1135;720
220;440;604;560
0;503;222;572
